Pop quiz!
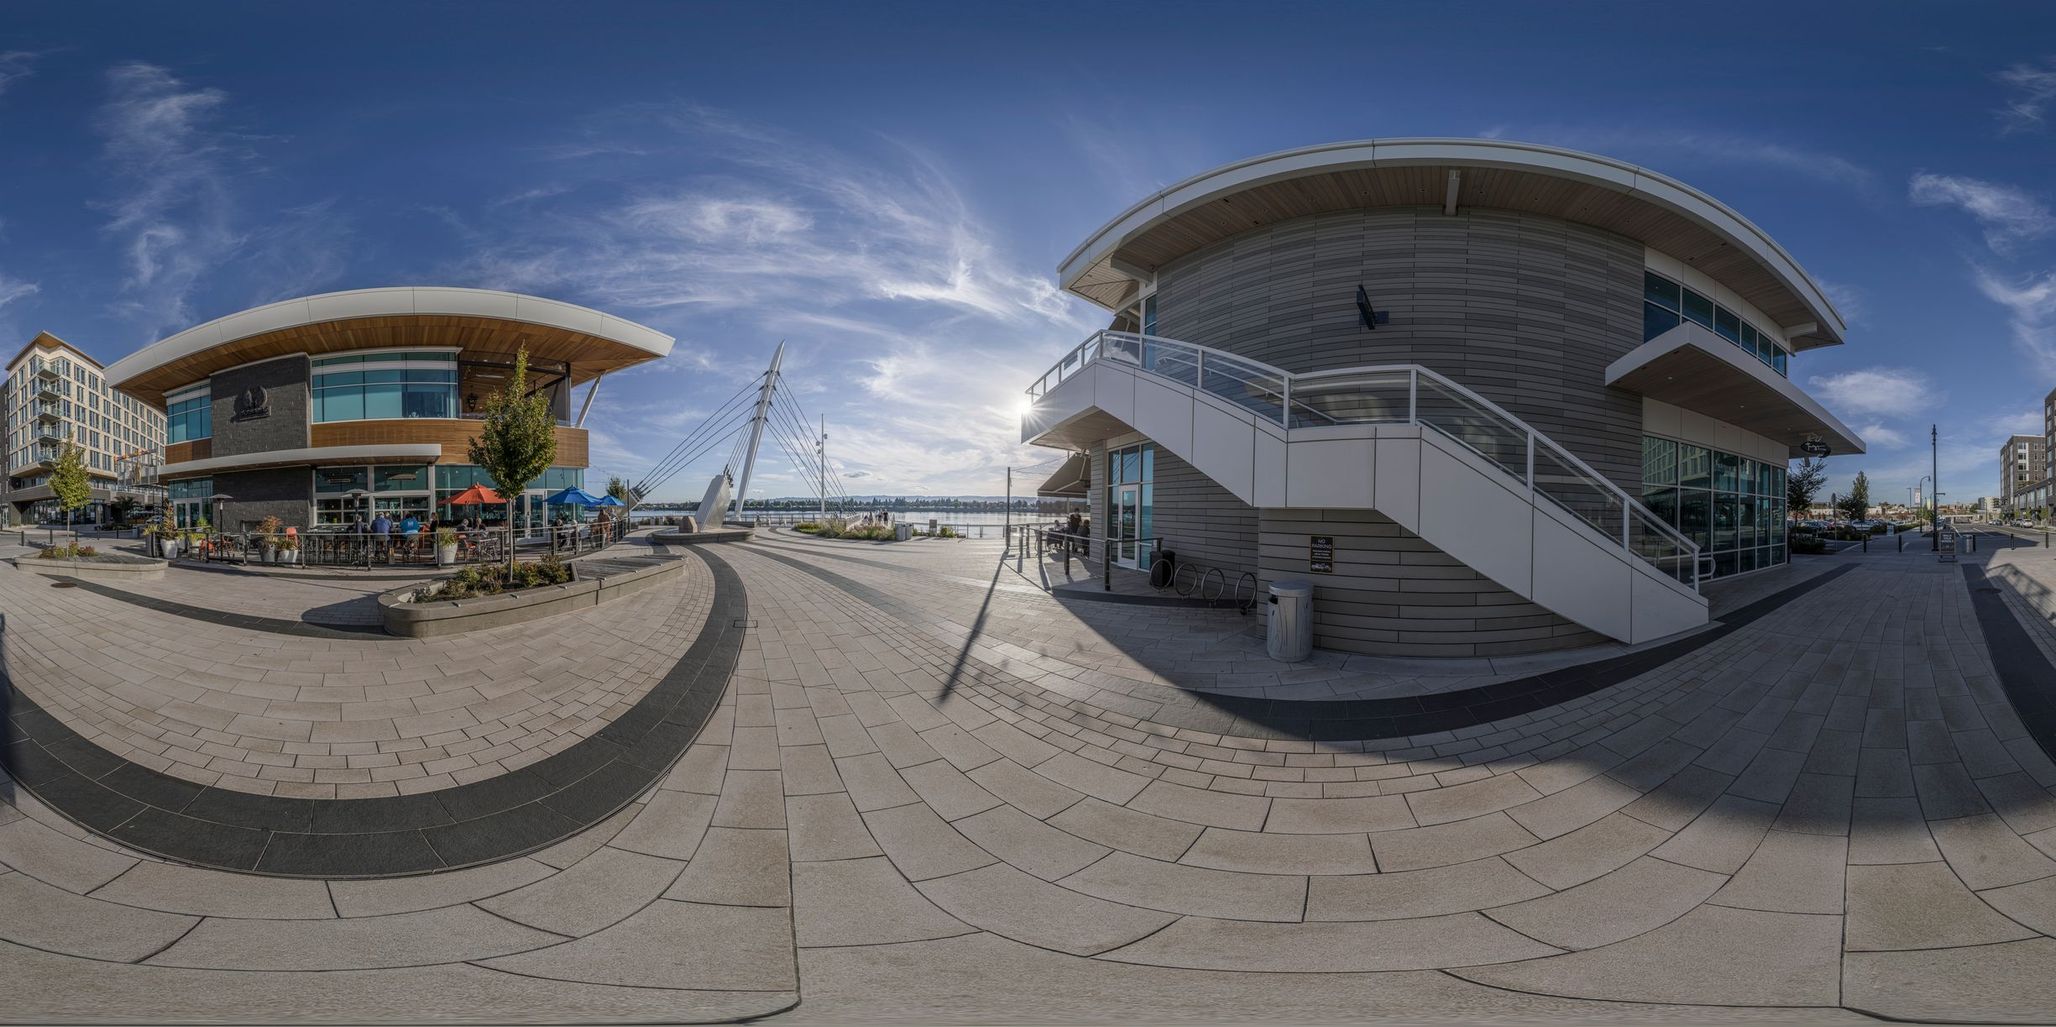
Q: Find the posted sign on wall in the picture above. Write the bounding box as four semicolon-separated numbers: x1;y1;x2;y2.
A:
1309;535;1334;574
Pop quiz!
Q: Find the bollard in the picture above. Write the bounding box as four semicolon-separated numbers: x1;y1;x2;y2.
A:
1863;535;1868;553
1898;534;1904;553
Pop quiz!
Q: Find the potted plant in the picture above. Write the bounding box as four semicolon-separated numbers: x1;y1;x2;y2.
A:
256;515;283;564
435;527;460;566
276;531;300;565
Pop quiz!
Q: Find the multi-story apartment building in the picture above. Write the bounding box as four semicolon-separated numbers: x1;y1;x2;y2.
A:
2001;433;2044;515
3;332;166;524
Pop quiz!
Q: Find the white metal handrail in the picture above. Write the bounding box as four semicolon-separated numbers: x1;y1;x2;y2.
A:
1028;329;1702;590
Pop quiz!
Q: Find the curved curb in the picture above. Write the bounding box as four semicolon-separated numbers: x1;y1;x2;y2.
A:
0;547;746;878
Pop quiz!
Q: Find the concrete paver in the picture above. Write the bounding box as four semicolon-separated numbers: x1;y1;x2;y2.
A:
4;533;2056;1022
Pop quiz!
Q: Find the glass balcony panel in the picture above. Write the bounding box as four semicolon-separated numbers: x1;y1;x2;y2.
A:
1143;338;1199;387
1289;371;1410;426
1533;443;1624;541
1415;376;1527;478
1196;350;1284;422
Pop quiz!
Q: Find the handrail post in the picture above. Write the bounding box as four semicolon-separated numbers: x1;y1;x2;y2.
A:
1408;368;1418;424
1280;375;1291;428
1196;348;1205;393
1525;433;1536;498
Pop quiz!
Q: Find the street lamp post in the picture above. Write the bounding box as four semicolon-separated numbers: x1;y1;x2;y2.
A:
208;493;232;563
1931;425;1940;551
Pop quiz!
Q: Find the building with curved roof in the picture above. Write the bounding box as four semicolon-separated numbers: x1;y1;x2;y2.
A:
1023;139;1863;657
106;287;672;533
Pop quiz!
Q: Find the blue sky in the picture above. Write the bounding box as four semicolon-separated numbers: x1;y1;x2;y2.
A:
2;2;2054;506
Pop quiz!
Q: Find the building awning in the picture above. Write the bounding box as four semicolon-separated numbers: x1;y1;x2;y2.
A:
1606;322;1865;458
1035;451;1090;497
159;444;444;479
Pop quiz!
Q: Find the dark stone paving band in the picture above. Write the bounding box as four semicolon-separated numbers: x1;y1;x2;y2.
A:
746;544;1861;741
57;575;388;637
1960;563;2056;765
0;547;746;878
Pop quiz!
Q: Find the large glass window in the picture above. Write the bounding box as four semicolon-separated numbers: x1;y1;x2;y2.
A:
1642;271;1791;378
1643;434;1789;581
166;391;211;443
312;353;458;423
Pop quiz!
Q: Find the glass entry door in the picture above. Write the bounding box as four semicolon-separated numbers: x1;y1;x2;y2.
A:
1114;484;1141;569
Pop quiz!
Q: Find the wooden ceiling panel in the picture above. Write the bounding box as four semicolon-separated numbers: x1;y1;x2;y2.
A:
116;315;662;405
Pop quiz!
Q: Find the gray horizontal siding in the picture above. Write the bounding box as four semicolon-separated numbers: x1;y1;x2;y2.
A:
1155;206;1647;494
1257;508;1605;658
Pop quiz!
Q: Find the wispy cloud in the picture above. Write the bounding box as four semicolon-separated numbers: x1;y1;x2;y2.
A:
1808;367;1939;419
0;272;38;309
1909;172;2054;253
1508;126;1872;191
1817;279;1866;326
1976;267;2056;377
447;104;1096;496
1855;422;1908;449
0;50;38;98
94;62;243;336
1997;57;2056;133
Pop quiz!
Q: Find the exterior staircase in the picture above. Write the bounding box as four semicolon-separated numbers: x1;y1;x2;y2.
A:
1023;331;1709;645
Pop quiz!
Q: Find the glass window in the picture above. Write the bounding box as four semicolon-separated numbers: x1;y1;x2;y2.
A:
1681;289;1714;328
1642;486;1678;525
313;466;368;494
1680;489;1711;548
1714;451;1741;493
1757;335;1776;365
1122;448;1141;484
1740;324;1757;352
363;383;404;420
1644;271;1680;311
1643;304;1681;342
1714;307;1741;343
1142;294;1159;336
1679;445;1711;489
1773;349;1788;376
320;387;363;422
375;465;428;492
1643;436;1678;485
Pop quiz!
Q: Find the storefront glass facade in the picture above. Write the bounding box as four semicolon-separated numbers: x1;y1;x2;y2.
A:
1642;435;1787;580
310;463;584;529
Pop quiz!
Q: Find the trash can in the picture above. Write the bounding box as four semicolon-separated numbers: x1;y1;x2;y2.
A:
895;523;912;541
1266;579;1313;662
1149;549;1176;589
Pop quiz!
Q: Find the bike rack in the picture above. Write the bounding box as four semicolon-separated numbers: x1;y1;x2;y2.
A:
1199;566;1225;604
1232;572;1259;613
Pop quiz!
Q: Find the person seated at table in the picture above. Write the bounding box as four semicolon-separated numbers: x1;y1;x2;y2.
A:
400;513;422;555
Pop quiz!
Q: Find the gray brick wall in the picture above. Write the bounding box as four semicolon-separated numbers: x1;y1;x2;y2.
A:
210;356;310;459
1154;205;1647;492
213;466;309;532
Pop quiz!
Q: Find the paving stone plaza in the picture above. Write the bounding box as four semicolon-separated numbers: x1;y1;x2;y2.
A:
4;526;2056;1023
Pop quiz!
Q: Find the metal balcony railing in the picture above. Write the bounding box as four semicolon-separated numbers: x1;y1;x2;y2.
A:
1027;330;1702;590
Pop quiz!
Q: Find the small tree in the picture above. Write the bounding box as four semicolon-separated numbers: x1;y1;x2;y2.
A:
1838;471;1871;523
606;475;633;503
48;442;92;539
466;348;556;567
1787;457;1827;518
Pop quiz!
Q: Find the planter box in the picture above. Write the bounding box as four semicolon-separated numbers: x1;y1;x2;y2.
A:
10;555;168;581
378;556;681;638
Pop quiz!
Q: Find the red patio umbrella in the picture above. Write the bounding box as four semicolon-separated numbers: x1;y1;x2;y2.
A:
443;484;506;506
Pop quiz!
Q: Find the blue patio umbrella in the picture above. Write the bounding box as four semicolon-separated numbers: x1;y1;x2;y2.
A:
594;494;626;507
542;486;606;508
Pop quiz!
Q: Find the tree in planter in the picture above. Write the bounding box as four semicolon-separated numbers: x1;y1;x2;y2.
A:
1838;471;1871;524
49;442;92;542
1787;457;1827;524
466;347;556;569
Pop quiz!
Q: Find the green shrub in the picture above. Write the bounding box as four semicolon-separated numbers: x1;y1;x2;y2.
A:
1790;536;1827;554
37;542;98;560
794;522;825;534
427;556;573;600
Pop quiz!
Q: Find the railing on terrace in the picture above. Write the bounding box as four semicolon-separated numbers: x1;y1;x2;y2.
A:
179;518;628;568
1028;330;1702;591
